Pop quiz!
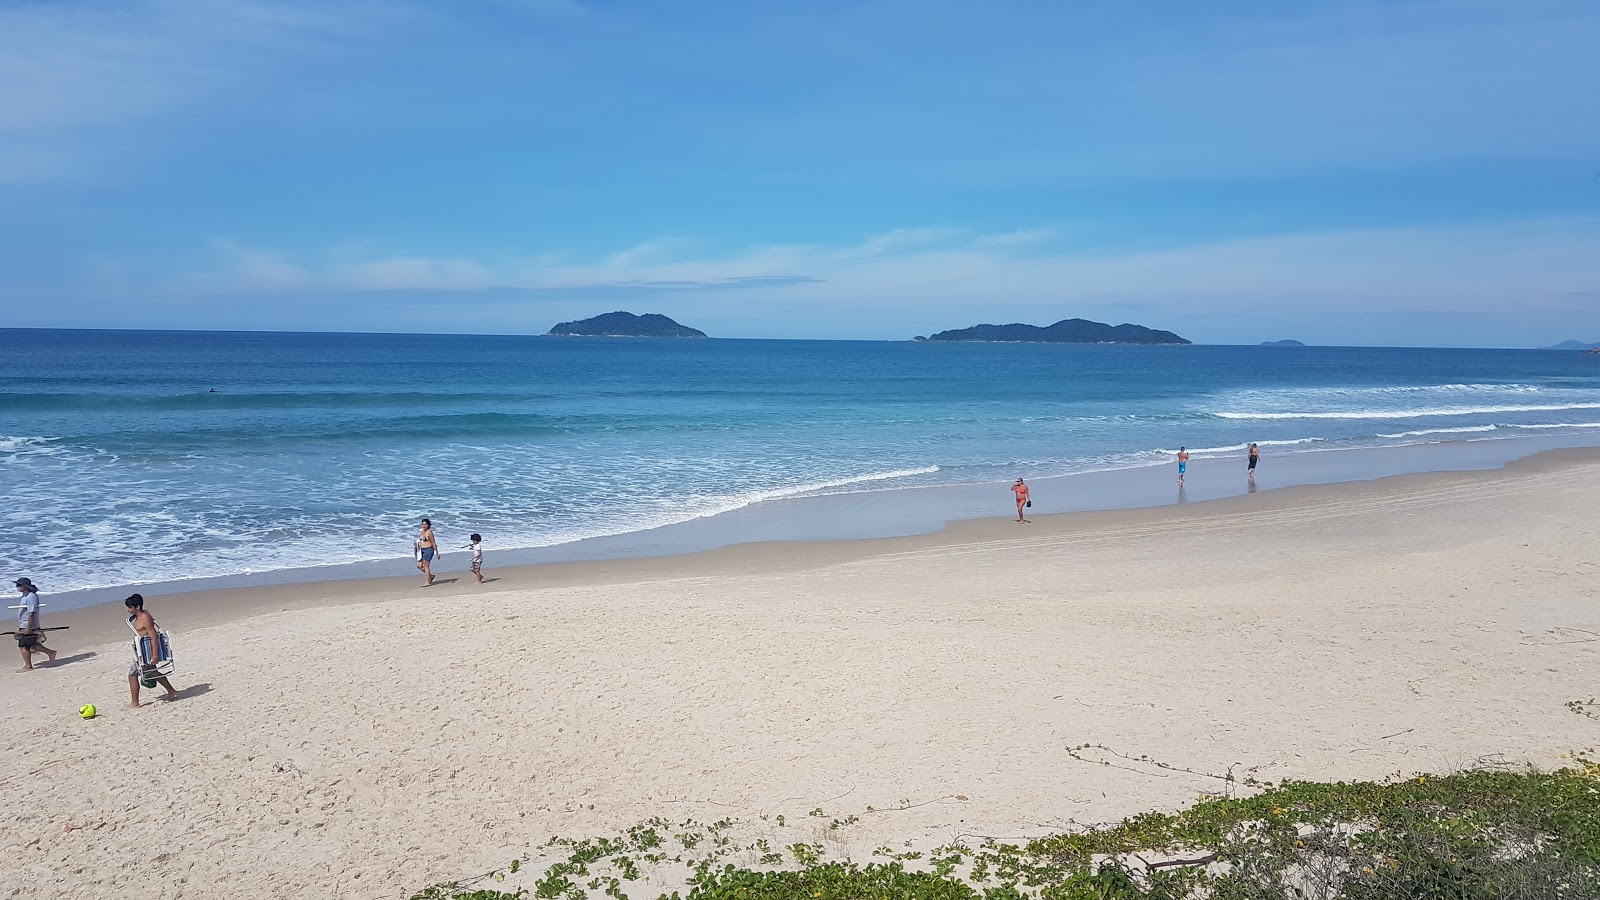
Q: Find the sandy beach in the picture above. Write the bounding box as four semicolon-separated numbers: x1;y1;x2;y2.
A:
3;449;1599;899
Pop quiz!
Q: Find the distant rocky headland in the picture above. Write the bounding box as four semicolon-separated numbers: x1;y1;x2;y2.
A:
917;318;1190;345
1261;339;1306;347
547;312;708;338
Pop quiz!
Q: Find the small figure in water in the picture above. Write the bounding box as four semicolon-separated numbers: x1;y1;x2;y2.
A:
1177;446;1189;485
1248;443;1260;481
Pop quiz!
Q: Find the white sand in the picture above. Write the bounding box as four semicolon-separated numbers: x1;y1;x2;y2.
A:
2;452;1598;899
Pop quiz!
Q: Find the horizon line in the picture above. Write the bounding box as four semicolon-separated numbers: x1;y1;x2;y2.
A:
0;324;1581;351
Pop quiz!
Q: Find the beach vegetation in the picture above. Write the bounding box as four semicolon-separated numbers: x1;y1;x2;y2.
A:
412;762;1600;900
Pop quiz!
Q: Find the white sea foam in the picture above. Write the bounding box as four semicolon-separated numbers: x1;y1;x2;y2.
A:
1373;422;1600;441
497;465;945;552
1156;437;1325;455
1221;383;1541;399
1214;403;1600;420
1199;381;1600;422
7;465;948;594
1376;425;1499;439
763;466;942;498
0;435;60;455
1348;383;1529;392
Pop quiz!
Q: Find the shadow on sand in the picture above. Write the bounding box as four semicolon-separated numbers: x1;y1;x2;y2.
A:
42;652;97;668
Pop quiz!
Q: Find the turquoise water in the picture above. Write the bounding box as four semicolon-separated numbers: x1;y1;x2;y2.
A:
5;328;1600;592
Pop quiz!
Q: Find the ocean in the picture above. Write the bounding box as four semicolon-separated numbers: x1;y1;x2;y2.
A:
5;328;1600;596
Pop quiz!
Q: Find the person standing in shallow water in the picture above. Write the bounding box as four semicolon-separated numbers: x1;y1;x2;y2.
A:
1012;478;1031;523
415;518;440;586
1248;443;1260;480
1177;447;1189;485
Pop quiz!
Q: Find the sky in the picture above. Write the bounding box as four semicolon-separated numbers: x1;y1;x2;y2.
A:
1;0;1597;346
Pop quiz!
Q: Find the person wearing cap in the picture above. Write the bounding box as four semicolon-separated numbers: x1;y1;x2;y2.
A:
14;577;58;672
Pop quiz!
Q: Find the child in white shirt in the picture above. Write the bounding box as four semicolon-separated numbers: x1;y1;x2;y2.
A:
468;533;484;584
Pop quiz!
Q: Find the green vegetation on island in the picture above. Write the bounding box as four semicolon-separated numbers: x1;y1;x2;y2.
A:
548;312;708;338
924;318;1190;345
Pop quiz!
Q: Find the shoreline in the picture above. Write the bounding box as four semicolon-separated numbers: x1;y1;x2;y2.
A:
37;442;1600;649
14;332;1600;608
34;432;1600;615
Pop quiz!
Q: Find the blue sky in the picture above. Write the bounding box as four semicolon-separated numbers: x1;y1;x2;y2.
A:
2;0;1597;345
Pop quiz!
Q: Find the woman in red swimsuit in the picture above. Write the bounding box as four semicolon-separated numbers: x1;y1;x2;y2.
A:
1012;478;1031;523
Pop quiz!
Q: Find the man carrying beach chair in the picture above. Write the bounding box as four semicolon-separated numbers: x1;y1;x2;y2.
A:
125;593;178;708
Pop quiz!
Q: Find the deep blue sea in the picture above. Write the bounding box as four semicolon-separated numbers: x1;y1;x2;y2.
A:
5;329;1600;593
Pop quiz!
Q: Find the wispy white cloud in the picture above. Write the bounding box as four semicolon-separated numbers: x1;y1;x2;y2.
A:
192;218;1600;335
0;0;397;184
970;227;1059;250
1063;1;1600;174
484;0;588;19
194;225;1065;295
842;228;967;259
9;0;1595;189
606;237;702;269
207;238;308;288
332;257;496;291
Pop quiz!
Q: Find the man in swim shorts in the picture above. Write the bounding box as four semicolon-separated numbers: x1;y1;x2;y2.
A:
125;594;178;707
1248;443;1260;479
1177;447;1189;485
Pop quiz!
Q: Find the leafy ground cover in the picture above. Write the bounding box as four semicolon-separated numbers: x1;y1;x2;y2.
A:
414;727;1600;900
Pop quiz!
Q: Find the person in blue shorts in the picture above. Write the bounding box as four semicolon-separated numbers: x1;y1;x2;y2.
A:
1177;447;1189;485
415;518;440;586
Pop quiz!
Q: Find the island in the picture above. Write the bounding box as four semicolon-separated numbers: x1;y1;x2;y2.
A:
547;311;708;338
1261;339;1306;347
923;318;1190;345
1542;340;1600;351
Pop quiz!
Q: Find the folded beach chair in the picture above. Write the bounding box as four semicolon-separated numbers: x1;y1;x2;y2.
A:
132;629;176;680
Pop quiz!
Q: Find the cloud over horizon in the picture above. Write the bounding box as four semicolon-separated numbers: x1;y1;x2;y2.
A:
22;217;1571;346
